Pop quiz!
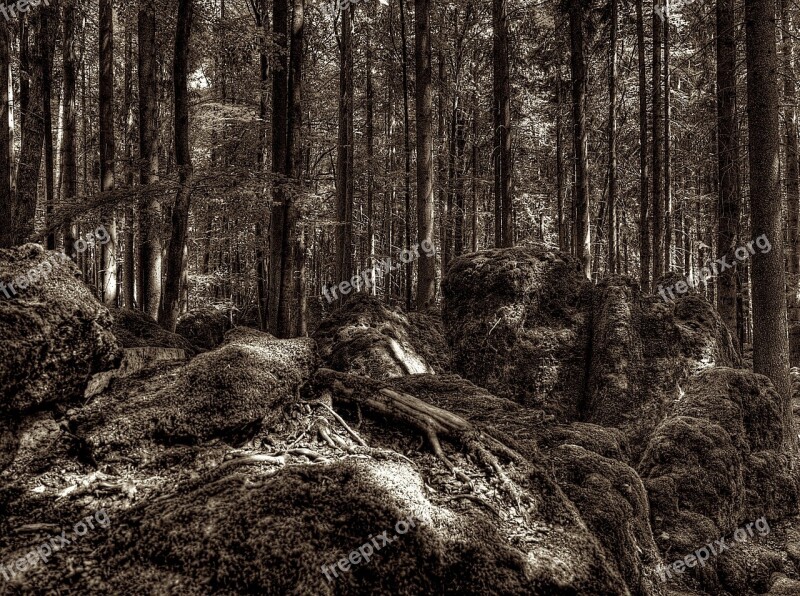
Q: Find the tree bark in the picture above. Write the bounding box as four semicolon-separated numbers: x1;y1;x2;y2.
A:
652;0;664;286
781;0;800;322
415;0;436;308
138;0;161;319
717;0;739;338
335;3;354;304
745;0;794;447
160;0;194;331
493;0;512;248
0;21;10;248
568;0;591;279
663;0;672;273
607;0;618;274
100;0;118;305
636;0;650;288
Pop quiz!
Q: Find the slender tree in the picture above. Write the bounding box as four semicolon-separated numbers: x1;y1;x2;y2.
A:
568;0;591;279
493;0;512;248
99;0;118;304
716;0;739;337
416;0;436;308
607;0;618;273
0;20;10;248
636;0;650;288
138;0;161;319
652;0;664;285
160;0;194;330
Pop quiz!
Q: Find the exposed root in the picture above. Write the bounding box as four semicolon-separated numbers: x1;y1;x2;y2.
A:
309;400;369;447
309;368;530;509
443;494;502;518
216;454;286;472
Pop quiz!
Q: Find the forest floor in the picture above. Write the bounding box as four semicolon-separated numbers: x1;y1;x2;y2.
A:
3;244;800;595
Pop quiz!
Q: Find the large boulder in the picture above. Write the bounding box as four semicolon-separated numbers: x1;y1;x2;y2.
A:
442;246;591;419
314;294;450;379
75;327;317;454
0;244;121;413
639;368;799;592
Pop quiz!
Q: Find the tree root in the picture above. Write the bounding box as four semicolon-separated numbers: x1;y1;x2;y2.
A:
309;368;531;515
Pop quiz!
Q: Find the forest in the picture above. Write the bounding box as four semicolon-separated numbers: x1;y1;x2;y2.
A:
2;0;800;593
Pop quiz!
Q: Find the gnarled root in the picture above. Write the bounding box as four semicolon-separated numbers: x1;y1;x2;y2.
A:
309;368;532;514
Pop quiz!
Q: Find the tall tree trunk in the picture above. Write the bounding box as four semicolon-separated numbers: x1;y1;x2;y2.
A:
399;0;412;308
271;0;290;329
61;0;78;258
160;0;194;331
663;0;672;272
607;0;618;273
416;0;436;308
12;16;45;245
286;0;304;333
652;0;664;286
335;2;353;304
42;4;56;251
568;0;591;279
138;0;161;319
745;0;794;447
454;109;466;257
717;0;739;338
0;21;10;248
556;71;565;252
636;0;650;288
781;0;800;322
100;0;118;305
255;0;269;330
366;17;375;295
493;0;512;248
123;12;136;307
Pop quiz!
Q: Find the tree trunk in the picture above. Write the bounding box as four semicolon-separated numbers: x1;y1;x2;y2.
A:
781;0;800;322
568;0;591;279
745;0;794;447
415;0;436;308
366;16;375;295
717;0;739;338
270;0;291;334
42;3;56;251
399;0;412;308
652;0;664;286
636;0;650;288
663;0;672;273
0;21;10;248
123;11;136;307
160;0;194;331
12;16;45;245
138;0;161;319
100;0;118;305
255;0;269;330
607;0;618;274
335;3;354;305
493;0;512;248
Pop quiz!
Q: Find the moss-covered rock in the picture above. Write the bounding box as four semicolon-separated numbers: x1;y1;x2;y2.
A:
0;244;121;413
639;368;798;594
175;306;234;350
75;327;317;453
313;294;450;379
110;308;199;355
442;246;591;418
549;444;663;596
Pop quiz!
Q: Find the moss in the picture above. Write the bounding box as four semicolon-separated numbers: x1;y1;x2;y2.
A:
110;308;199;355
176;307;234;350
0;244;121;413
313;294;450;379
442;246;591;418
